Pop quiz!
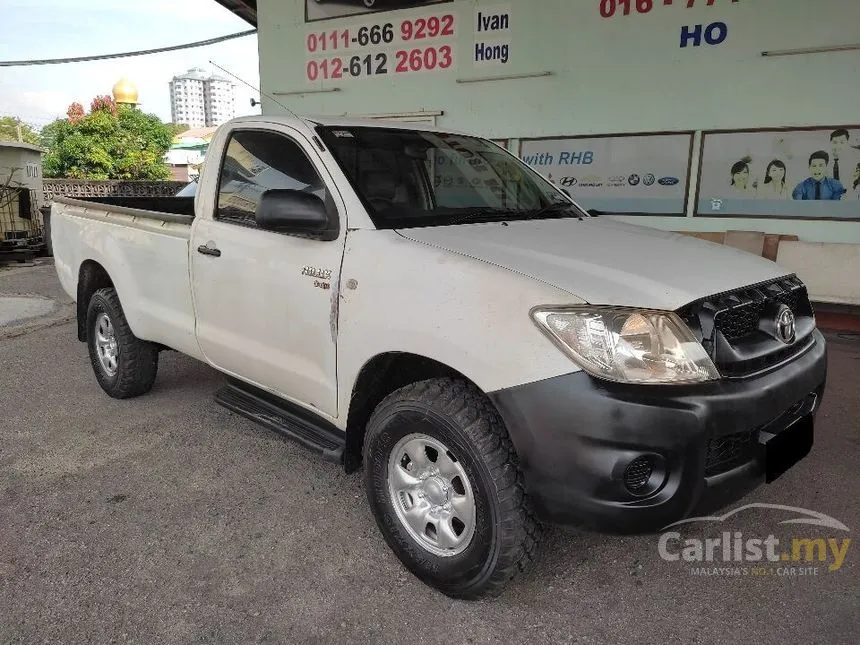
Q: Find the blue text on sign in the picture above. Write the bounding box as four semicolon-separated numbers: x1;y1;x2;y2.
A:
680;22;728;47
477;10;510;32
522;151;595;166
475;42;510;64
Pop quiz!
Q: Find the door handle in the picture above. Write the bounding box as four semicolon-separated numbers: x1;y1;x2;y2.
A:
197;244;221;257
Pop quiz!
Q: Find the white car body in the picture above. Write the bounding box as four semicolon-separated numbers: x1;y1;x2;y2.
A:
53;115;789;423
50;116;826;597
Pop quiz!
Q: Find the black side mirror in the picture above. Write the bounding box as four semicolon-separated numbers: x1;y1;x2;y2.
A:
256;189;330;235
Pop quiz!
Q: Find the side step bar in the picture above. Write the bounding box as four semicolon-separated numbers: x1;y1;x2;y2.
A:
214;378;345;464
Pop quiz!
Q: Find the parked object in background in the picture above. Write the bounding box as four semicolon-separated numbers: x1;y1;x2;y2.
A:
51;115;827;599
0;141;46;261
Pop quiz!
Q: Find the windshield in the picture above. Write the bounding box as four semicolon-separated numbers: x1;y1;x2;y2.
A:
316;126;586;229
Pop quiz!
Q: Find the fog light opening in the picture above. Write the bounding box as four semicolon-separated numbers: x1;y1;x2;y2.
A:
624;457;654;493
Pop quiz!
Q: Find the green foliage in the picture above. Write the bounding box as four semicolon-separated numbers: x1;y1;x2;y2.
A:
42;103;173;180
0;116;40;145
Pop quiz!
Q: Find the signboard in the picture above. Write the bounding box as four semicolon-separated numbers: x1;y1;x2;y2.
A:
519;133;694;215
696;126;860;221
306;0;453;23
305;6;459;82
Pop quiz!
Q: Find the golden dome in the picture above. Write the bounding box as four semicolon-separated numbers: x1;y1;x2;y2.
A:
112;77;139;105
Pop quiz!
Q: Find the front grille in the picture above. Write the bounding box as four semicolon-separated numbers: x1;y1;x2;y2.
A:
718;334;815;378
704;393;816;477
705;430;758;476
714;301;763;342
679;275;815;378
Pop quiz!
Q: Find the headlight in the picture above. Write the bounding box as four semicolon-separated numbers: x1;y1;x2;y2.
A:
531;307;720;384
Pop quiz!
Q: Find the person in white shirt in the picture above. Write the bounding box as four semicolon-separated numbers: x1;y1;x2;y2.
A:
756;159;789;199
830;129;859;185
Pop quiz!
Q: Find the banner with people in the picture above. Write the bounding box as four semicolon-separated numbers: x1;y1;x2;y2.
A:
696;126;860;220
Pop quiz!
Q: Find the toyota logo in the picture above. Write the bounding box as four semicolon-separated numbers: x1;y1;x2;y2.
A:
776;306;796;344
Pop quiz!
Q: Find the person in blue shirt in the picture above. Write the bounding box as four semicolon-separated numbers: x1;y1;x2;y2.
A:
792;151;845;200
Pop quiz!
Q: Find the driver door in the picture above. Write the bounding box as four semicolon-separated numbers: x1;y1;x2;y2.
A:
190;126;346;418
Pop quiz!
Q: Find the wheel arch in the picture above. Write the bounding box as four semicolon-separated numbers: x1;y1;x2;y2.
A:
76;260;115;342
343;351;491;473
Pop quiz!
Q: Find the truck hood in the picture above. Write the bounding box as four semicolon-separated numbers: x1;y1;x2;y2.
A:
397;217;790;310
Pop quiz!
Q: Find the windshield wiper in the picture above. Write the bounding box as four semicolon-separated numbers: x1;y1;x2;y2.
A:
522;202;583;220
446;207;520;225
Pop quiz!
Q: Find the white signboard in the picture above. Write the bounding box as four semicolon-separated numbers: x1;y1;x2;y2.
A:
520;133;693;215
697;126;860;220
304;7;459;83
306;0;453;23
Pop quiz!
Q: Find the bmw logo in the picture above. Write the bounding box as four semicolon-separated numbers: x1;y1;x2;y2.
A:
628;174;640;186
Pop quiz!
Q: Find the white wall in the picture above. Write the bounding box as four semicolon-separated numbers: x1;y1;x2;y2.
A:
255;0;860;300
258;0;860;133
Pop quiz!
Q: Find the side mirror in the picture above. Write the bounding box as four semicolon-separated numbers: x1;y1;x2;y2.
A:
256;189;329;234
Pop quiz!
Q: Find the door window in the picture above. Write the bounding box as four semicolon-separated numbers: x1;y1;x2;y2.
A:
216;130;328;226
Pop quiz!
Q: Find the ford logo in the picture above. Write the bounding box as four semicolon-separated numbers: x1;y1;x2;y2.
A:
658;177;680;186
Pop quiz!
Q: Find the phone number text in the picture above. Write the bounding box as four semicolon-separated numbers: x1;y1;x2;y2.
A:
306;46;454;81
306;14;455;53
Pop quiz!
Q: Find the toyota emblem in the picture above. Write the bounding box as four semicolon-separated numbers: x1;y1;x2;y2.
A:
776;306;796;344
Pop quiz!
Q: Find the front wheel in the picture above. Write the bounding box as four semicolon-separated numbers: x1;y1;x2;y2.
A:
363;379;541;599
86;287;159;399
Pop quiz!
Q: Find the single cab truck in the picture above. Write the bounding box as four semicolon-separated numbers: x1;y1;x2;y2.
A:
52;115;827;599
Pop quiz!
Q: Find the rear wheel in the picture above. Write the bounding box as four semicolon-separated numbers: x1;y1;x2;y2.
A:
86;288;158;399
363;378;541;599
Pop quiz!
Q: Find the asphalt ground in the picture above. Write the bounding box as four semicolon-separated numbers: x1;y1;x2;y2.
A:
1;261;858;644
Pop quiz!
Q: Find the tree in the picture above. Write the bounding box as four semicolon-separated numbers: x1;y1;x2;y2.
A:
41;98;174;180
0;116;40;145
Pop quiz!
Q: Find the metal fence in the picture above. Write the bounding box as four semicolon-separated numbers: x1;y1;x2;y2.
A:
43;179;187;202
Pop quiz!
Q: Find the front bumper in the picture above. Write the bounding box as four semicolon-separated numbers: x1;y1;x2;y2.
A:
489;329;827;534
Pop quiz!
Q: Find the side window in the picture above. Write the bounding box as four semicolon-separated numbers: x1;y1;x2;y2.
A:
216;130;328;226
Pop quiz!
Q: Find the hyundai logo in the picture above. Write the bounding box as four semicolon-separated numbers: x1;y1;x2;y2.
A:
776;306;796;344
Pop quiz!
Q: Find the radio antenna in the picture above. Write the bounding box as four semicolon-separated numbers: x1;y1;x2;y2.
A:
208;59;300;119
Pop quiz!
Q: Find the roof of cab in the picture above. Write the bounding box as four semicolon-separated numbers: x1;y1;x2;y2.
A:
225;114;462;135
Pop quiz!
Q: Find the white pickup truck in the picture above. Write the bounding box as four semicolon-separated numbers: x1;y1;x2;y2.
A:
52;115;827;599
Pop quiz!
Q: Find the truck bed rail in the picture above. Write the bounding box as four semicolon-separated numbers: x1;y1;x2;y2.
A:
52;196;194;226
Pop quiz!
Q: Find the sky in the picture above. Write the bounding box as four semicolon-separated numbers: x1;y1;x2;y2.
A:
0;0;260;129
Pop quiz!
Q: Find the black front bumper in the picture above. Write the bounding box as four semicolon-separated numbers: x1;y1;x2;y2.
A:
489;330;827;534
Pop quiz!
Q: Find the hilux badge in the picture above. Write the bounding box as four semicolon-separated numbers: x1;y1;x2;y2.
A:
776;306;796;344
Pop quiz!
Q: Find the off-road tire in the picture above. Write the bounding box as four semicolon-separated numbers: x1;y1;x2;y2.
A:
363;378;541;599
86;287;158;399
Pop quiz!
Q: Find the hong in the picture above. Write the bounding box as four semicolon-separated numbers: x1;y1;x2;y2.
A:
475;42;510;64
